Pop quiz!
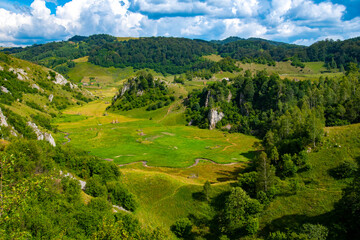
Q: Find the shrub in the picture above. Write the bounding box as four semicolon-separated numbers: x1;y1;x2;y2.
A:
171;218;192;238
107;182;138;211
329;160;357;179
84;175;107;197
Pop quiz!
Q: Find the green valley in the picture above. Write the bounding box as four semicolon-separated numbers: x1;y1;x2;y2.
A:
1;35;360;240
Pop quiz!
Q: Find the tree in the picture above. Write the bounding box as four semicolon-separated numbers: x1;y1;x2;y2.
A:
203;180;211;202
306;112;324;148
256;152;275;193
223;187;262;234
301;223;328;240
171;218;192;238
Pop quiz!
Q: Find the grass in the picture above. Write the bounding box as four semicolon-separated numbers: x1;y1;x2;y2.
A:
260;123;360;233
202;54;223;62
67;62;135;84
56;99;259;167
121;167;231;233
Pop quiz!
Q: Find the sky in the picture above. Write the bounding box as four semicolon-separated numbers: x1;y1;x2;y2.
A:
0;0;359;47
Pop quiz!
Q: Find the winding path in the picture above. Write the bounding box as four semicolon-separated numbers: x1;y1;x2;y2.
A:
117;158;240;169
63;132;71;145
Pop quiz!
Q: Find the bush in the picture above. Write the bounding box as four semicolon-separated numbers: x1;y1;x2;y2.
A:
88;197;112;212
107;182;138;211
84;175;107;197
281;154;298;177
171;218;192;238
329;160;357;179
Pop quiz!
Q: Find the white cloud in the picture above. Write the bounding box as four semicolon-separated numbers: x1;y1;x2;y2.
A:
0;0;358;47
221;19;267;39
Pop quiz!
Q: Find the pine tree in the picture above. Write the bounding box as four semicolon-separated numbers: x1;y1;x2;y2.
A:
256;152;275;193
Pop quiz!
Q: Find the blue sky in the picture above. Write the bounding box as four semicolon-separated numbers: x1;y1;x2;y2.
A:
0;0;359;47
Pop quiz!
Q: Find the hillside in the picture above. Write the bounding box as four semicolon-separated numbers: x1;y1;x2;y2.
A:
0;52;93;145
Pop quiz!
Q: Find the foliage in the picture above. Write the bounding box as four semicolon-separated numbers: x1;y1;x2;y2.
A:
107;181;138;211
171;218;193;238
221;187;262;236
109;71;175;111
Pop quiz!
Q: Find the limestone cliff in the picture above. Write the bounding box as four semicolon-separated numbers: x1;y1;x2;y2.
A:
208;109;224;130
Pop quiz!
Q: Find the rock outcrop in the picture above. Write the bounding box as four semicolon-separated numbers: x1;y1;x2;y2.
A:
48;94;54;102
120;83;130;97
0;66;3;71
53;73;76;89
32;84;42;91
0;107;8;127
1;86;10;94
27;122;56;146
205;90;211;107
9;68;28;81
227;90;232;103
208;109;224;130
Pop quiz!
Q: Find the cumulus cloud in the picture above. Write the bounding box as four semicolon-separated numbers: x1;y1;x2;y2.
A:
0;0;358;46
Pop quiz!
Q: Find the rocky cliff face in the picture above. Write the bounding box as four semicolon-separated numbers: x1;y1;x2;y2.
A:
27;122;56;147
208;109;225;130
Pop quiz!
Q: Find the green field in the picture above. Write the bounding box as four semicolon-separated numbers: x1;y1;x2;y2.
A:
55;99;259;167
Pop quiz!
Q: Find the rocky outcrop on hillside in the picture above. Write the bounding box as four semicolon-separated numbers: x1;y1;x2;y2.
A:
0;108;8;127
205;90;211;107
53;73;76;89
208;108;224;130
1;86;10;94
120;83;130;97
9;68;28;81
227;90;232;103
27;122;56;147
48;94;54;102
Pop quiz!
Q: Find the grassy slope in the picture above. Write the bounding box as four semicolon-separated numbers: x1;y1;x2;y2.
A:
0;55;92;135
260;123;360;234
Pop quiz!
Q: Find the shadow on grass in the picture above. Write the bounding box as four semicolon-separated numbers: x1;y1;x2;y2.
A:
216;166;245;182
260;211;340;239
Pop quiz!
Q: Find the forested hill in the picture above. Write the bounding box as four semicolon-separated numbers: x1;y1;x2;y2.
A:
2;35;360;75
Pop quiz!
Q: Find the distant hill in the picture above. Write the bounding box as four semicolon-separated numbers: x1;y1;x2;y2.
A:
2;35;360;75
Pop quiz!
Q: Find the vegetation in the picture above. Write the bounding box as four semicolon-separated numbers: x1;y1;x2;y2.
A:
108;71;175;111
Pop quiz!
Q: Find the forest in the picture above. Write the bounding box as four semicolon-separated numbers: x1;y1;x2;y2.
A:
2;35;360;76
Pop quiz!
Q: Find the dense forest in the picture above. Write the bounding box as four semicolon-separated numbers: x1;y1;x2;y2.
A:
186;63;360;174
3;35;360;75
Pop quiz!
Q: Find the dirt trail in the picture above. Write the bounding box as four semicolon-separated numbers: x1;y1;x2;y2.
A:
117;158;240;169
62;132;71;145
222;138;237;151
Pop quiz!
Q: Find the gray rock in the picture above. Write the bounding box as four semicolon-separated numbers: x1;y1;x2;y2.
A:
27;122;56;146
53;73;77;89
0;107;8;127
48;94;54;102
0;66;3;71
120;83;130;97
205;90;211;107
227;90;232;103
1;86;10;94
32;84;41;91
208;109;224;130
